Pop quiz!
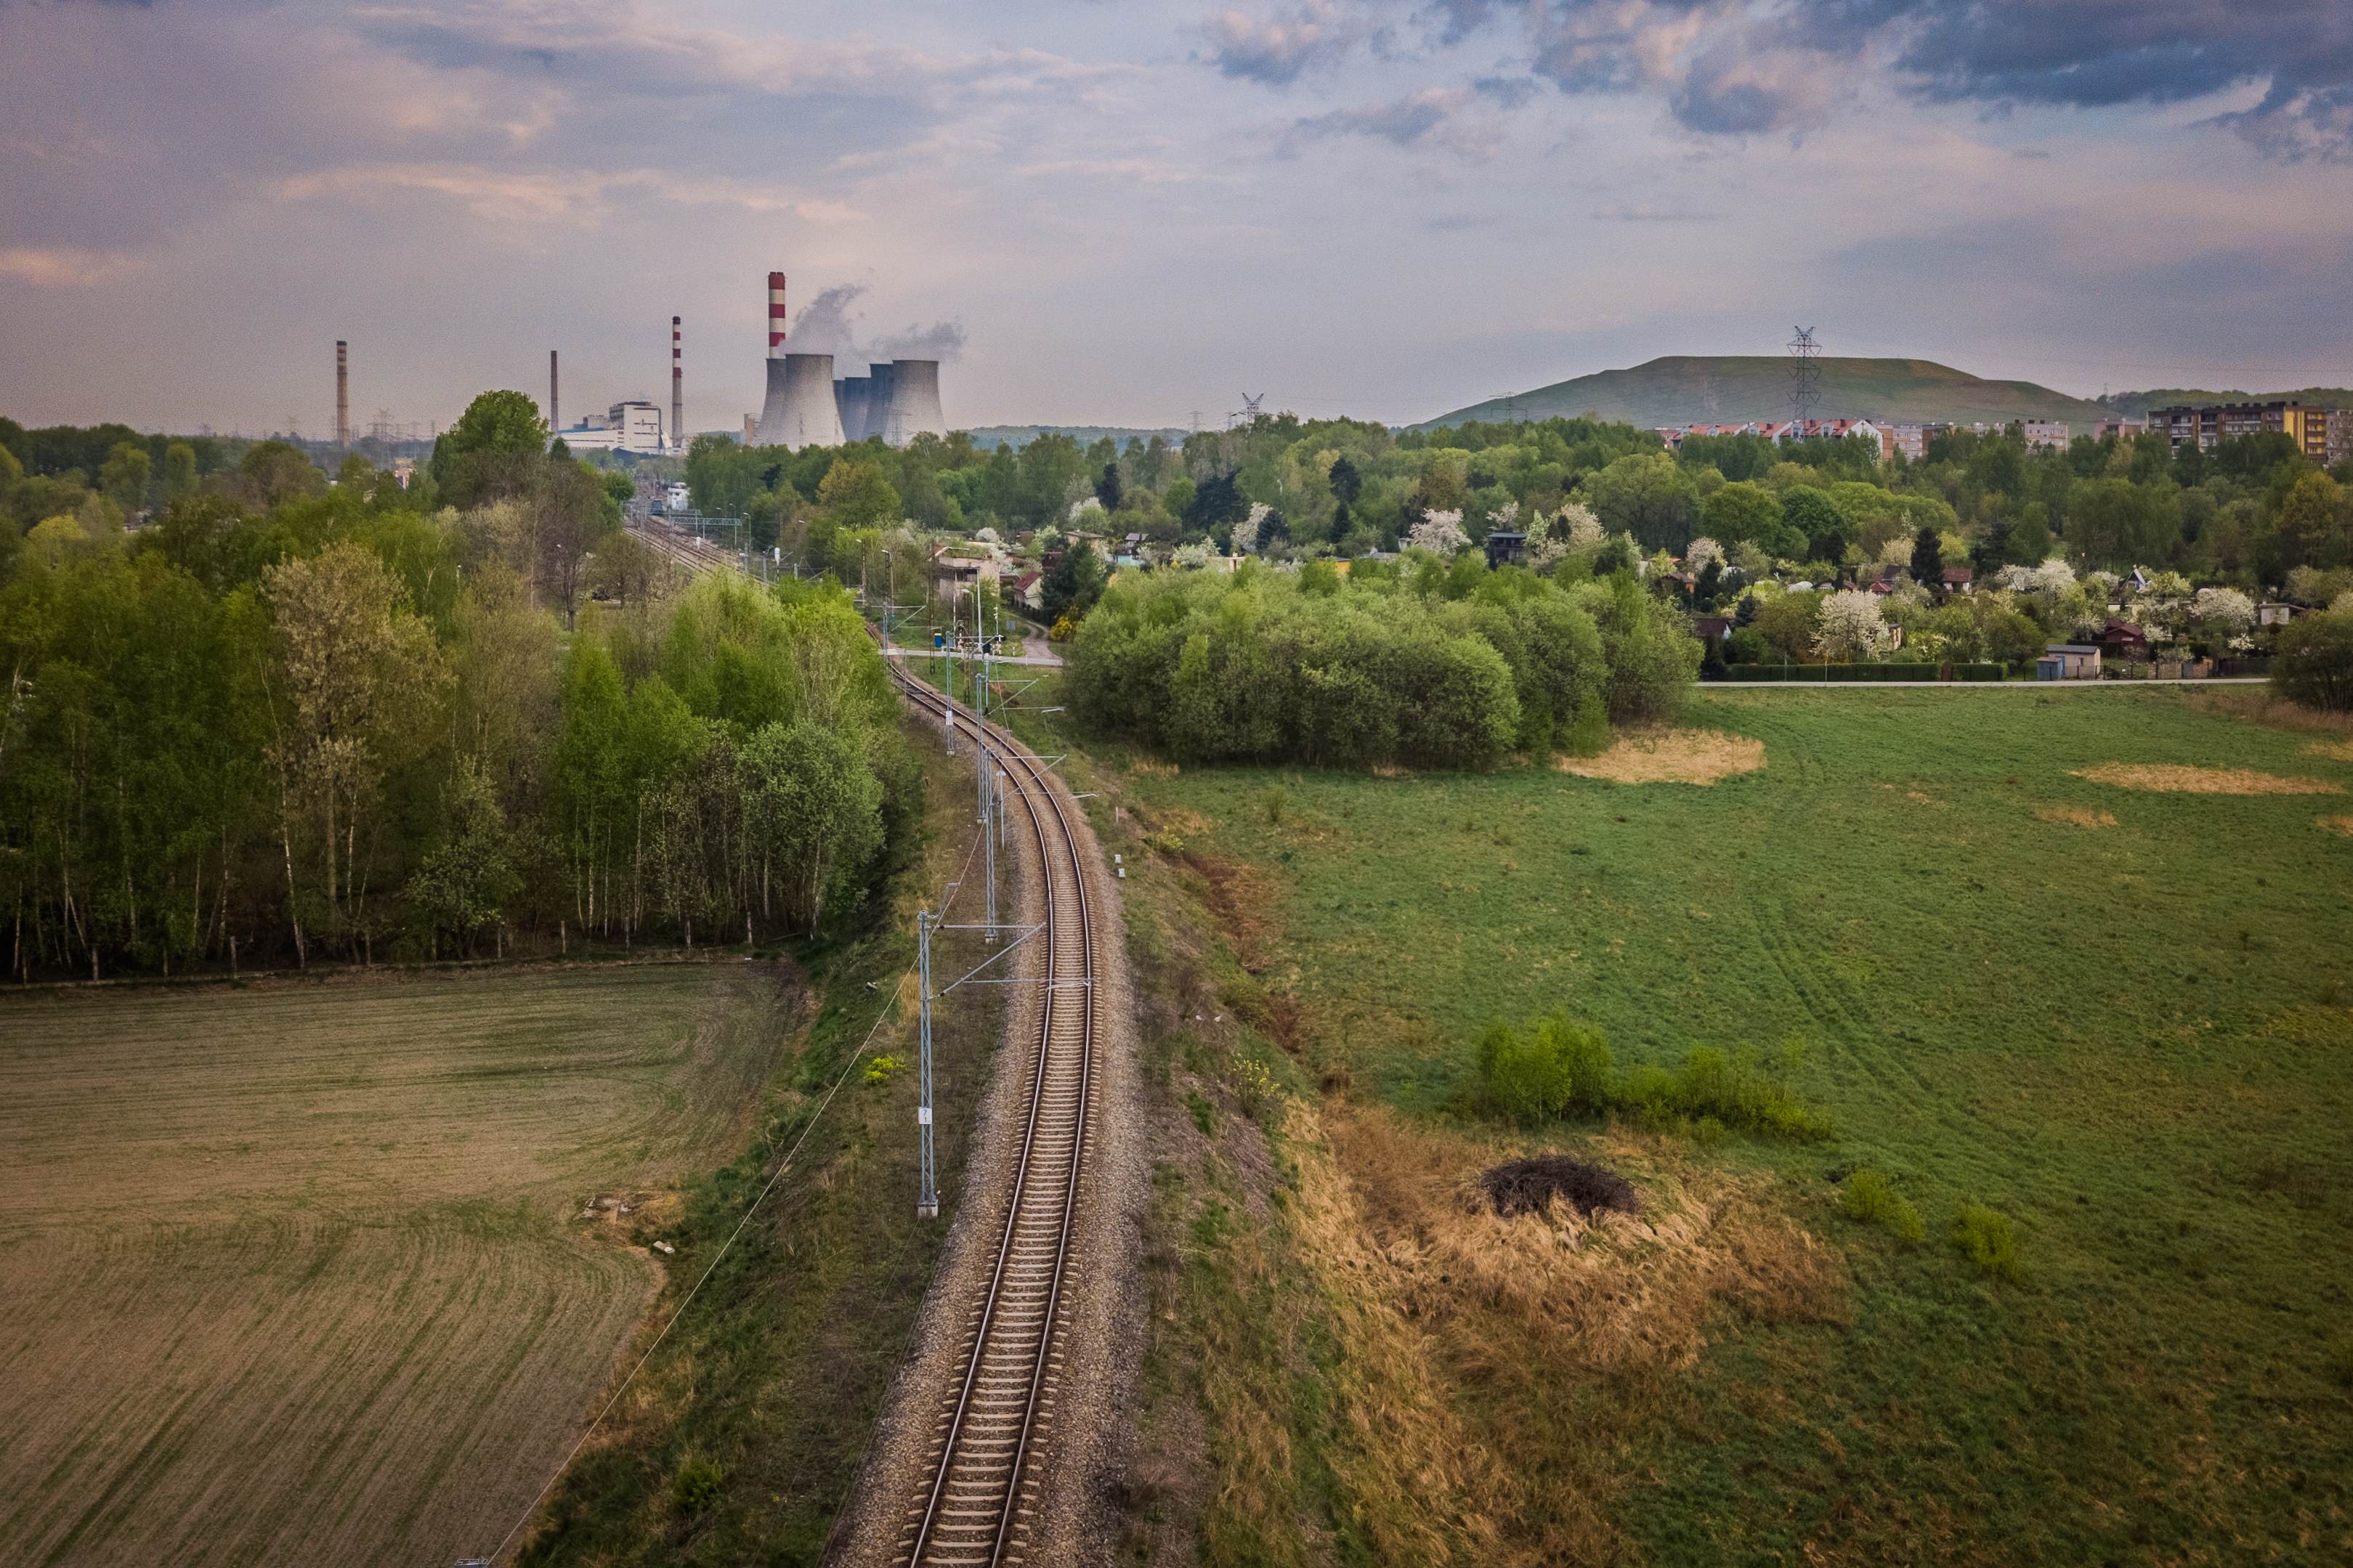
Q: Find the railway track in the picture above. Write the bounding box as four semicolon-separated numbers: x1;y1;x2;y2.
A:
621;524;1106;1562
881;660;1098;1568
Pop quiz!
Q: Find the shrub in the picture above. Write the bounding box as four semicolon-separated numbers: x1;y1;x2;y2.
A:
1952;1203;2020;1279
671;1455;724;1516
2272;607;2353;712
1842;1169;1926;1243
1473;1018;1823;1141
1262;785;1287;825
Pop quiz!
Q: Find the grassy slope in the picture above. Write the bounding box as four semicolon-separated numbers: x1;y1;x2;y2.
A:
1425;357;2108;431
1112;688;2353;1564
0;964;790;1568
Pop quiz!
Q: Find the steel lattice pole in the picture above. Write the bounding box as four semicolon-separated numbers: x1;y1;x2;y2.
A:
916;909;938;1219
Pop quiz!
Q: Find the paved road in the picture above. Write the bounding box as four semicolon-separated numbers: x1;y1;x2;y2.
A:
1704;677;2266;688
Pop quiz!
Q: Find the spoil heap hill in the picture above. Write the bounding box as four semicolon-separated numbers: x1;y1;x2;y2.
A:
1422;355;2108;431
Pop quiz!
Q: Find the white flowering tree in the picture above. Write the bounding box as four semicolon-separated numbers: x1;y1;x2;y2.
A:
1407;508;1470;556
973;525;1002;545
1490;498;1520;534
1230;502;1269;556
1813;588;1893;659
2192;587;2255;635
2030;558;2076;596
1066;495;1103;524
1172;540;1214;569
1684;537;1726;573
1558;501;1604;552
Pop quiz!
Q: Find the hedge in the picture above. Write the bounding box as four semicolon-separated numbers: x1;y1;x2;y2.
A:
1718;662;2010;683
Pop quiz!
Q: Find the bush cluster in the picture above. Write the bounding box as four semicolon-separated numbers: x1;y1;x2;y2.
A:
1069;560;1695;770
1951;1203;2022;1280
1473;1013;1829;1141
1840;1169;1927;1243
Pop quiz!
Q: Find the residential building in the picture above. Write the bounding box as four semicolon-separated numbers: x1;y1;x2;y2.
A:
2146;401;2333;460
2039;644;2101;680
2021;421;2071;450
2091;418;2146;442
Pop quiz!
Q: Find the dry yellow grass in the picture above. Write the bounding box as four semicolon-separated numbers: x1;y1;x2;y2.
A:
1557;727;1765;785
2037;805;2119;828
2073;763;2344;796
0;965;792;1568
1268;1102;1845;1567
2308;739;2353;762
2320;815;2353;837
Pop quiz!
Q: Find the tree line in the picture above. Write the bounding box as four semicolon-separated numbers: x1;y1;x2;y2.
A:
0;395;916;980
1066;553;1696;770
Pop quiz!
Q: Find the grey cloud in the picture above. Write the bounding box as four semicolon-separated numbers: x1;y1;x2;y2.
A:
1286;87;1468;147
1202;1;1358;84
1472;73;1538;109
1220;0;2353;155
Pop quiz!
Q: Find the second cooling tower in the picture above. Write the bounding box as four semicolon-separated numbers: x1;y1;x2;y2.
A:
872;359;946;447
758;354;846;449
835;375;875;442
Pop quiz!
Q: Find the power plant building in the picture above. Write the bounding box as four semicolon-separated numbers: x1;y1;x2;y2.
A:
557;400;666;454
745;269;949;449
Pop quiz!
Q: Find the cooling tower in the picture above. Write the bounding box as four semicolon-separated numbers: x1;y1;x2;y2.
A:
835;376;874;442
864;362;897;442
875;359;946;447
758;353;846;449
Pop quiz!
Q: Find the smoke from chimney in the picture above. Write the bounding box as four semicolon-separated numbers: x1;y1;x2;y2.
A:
672;315;683;450
335;341;349;447
767;272;787;360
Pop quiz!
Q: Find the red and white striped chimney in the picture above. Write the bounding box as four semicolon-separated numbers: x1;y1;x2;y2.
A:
671;315;683;447
766;271;787;359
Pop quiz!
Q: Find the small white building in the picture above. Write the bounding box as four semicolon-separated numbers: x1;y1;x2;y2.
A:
664;481;690;512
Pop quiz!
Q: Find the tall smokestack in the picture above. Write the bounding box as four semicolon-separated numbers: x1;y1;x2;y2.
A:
549;349;559;434
335;341;349;447
767;271;787;360
671;315;683;451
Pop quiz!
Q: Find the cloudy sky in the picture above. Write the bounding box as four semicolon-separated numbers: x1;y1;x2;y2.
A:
5;0;2352;436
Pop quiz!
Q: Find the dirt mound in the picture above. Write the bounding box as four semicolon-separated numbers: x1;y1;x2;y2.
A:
1481;1155;1641;1219
1558;728;1765;785
2322;815;2353;837
2037;805;2118;828
2074;763;2344;797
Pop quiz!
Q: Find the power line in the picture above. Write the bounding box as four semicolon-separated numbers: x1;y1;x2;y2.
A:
479;829;986;1565
1786;326;1822;424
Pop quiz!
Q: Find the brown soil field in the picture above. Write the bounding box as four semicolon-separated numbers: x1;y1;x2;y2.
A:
0;964;793;1568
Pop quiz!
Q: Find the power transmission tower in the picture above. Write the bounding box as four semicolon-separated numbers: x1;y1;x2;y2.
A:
1786;327;1822;427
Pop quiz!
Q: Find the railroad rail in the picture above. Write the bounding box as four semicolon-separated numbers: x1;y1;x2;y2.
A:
621;524;1102;1562
882;659;1097;1568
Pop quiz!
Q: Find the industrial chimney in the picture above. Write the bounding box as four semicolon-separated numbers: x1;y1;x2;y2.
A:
548;349;559;434
335;341;349;447
874;359;947;448
671;315;683;452
753;270;846;448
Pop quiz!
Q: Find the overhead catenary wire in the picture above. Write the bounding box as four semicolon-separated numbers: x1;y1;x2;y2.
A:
479;826;987;1566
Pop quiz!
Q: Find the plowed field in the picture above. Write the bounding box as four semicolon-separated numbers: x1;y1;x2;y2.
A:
0;964;791;1567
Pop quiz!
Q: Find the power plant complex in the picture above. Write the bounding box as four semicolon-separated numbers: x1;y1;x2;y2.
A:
333;265;945;459
753;270;947;450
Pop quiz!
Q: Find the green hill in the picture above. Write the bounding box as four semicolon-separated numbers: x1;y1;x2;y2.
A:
2097;387;2353;419
1422;356;2110;431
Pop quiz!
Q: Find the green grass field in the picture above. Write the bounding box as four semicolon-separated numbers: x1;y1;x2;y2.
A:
1111;687;2353;1564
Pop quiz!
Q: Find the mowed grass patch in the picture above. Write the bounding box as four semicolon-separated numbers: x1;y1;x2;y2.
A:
0;964;793;1568
1114;686;2353;1565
